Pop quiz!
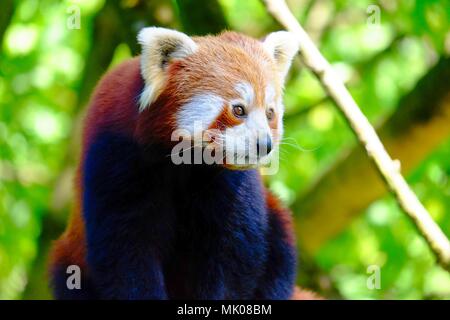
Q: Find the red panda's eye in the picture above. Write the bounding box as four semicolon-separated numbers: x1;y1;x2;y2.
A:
266;108;275;121
232;104;246;117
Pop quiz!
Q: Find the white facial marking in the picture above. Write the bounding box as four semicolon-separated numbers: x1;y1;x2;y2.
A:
224;110;272;165
234;82;254;106
265;84;276;107
264;84;284;141
176;93;223;134
248;110;271;134
276;99;285;139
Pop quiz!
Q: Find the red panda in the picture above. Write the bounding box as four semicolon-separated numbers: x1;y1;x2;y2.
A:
49;27;305;299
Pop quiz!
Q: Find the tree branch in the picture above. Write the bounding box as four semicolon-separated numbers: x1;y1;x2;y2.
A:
262;0;450;271
293;57;450;256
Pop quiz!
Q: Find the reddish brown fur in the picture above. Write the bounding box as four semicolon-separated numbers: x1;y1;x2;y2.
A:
266;193;323;300
50;32;296;296
209;106;243;130
266;191;295;246
52;32;283;272
49;58;144;276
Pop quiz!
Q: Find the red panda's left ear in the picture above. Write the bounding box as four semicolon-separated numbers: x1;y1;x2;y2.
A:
137;27;198;111
263;31;299;84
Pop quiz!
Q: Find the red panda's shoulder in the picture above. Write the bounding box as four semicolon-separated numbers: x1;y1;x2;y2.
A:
266;191;295;246
83;57;143;146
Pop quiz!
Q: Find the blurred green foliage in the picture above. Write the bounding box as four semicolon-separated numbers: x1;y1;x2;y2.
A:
0;0;449;299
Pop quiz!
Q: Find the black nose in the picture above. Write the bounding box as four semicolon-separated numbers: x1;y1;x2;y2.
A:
256;134;273;157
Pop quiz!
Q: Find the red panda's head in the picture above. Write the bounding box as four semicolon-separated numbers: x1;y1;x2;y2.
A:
135;27;299;169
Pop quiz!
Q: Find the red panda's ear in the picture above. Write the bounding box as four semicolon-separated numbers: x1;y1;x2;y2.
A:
137;27;198;111
263;31;299;84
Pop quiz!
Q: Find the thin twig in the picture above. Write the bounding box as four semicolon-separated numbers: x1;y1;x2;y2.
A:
262;0;450;271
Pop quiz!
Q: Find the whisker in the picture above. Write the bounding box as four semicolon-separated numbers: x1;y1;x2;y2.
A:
279;136;319;152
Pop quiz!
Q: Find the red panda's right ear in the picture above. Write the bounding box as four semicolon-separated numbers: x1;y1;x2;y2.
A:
263;31;299;85
137;27;198;111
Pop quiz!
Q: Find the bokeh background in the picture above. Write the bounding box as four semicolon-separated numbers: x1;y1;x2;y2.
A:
1;0;449;299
